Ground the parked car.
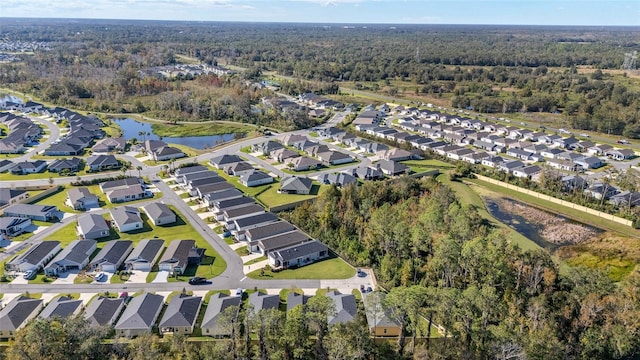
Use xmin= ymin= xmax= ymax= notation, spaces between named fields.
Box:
xmin=236 ymin=288 xmax=244 ymax=296
xmin=95 ymin=272 xmax=107 ymax=282
xmin=23 ymin=270 xmax=36 ymax=280
xmin=188 ymin=276 xmax=207 ymax=285
xmin=618 ymin=139 xmax=630 ymax=144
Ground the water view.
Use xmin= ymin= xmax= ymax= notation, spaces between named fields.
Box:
xmin=113 ymin=118 xmax=238 ymax=150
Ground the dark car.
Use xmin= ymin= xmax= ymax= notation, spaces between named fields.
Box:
xmin=188 ymin=277 xmax=207 ymax=285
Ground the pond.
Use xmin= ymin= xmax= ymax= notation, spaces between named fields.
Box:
xmin=113 ymin=118 xmax=240 ymax=150
xmin=485 ymin=198 xmax=602 ymax=251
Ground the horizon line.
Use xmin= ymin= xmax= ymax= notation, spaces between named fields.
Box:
xmin=1 ymin=16 xmax=639 ymax=28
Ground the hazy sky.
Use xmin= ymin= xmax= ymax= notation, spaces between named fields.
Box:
xmin=2 ymin=0 xmax=639 ymax=26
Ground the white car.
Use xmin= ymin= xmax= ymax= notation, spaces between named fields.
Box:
xmin=579 ymin=133 xmax=590 ymax=138
xmin=95 ymin=272 xmax=107 ymax=282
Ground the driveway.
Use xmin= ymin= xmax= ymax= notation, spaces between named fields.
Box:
xmin=51 ymin=270 xmax=79 ymax=284
xmin=10 ymin=275 xmax=29 ymax=285
xmin=125 ymin=270 xmax=149 ymax=284
xmin=152 ymin=270 xmax=169 ymax=283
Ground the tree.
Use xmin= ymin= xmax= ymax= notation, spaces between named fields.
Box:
xmin=136 ymin=165 xmax=142 ymax=178
xmin=306 ymin=294 xmax=335 ymax=359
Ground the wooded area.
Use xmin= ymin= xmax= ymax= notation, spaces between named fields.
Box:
xmin=1 ymin=20 xmax=639 ymax=135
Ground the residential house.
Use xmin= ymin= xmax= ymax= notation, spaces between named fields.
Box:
xmin=606 ymin=149 xmax=635 ymax=161
xmin=9 ymin=160 xmax=47 ymax=175
xmin=84 ymin=297 xmax=125 ymax=328
xmin=225 ymin=162 xmax=254 ymax=177
xmin=114 ymin=292 xmax=164 ymax=338
xmin=609 ymin=191 xmax=640 ymax=207
xmin=3 ymin=204 xmax=61 ymax=222
xmin=287 ymin=292 xmax=310 ymax=312
xmin=99 ymin=177 xmax=143 ymax=194
xmin=150 ymin=145 xmax=185 ymax=162
xmin=174 ymin=165 xmax=209 ymax=177
xmin=271 ymin=148 xmax=299 ymax=163
xmin=159 ymin=295 xmax=202 ymax=335
xmin=158 ymin=240 xmax=204 ymax=275
xmin=231 ymin=212 xmax=280 ymax=234
xmin=211 ymin=197 xmax=255 ymax=215
xmin=377 ymin=160 xmax=409 ymax=176
xmin=506 ymin=149 xmax=533 ymax=161
xmin=513 ymin=165 xmax=542 ymax=180
xmin=240 ymin=170 xmax=274 ymax=187
xmin=221 ymin=204 xmax=265 ymax=224
xmin=0 ymin=217 xmax=32 ymax=237
xmin=546 ymin=158 xmax=581 ymax=172
xmin=282 ymin=134 xmax=307 ymax=146
xmin=48 ymin=158 xmax=83 ymax=173
xmin=0 ymin=159 xmax=14 ymax=173
xmin=268 ymin=239 xmax=329 ymax=269
xmin=380 ymin=148 xmax=413 ymax=162
xmin=124 ymin=239 xmax=165 ymax=271
xmin=320 ymin=172 xmax=358 ymax=187
xmin=5 ymin=240 xmax=61 ymax=272
xmin=481 ymin=156 xmax=506 ymax=168
xmin=77 ymin=213 xmax=110 ymax=240
xmin=574 ymin=156 xmax=604 ymax=169
xmin=461 ymin=151 xmax=489 ymax=164
xmin=248 ymin=292 xmax=280 ymax=315
xmin=201 ymin=293 xmax=242 ymax=337
xmin=44 ymin=142 xmax=85 ymax=156
xmin=106 ymin=184 xmax=151 ymax=204
xmin=496 ymin=160 xmax=525 ymax=173
xmin=326 ymin=291 xmax=358 ymax=325
xmin=187 ymin=176 xmax=225 ymax=191
xmin=86 ymin=154 xmax=120 ymax=172
xmin=252 ymin=230 xmax=310 ymax=255
xmin=201 ymin=188 xmax=244 ymax=207
xmin=584 ymin=182 xmax=619 ymax=200
xmin=0 ymin=297 xmax=44 ymax=339
xmin=44 ymin=240 xmax=97 ymax=276
xmin=280 ymin=177 xmax=313 ymax=195
xmin=363 ymin=292 xmax=401 ymax=337
xmin=66 ymin=187 xmax=99 ymax=210
xmin=110 ymin=206 xmax=143 ymax=233
xmin=540 ymin=148 xmax=565 ymax=159
xmin=287 ymin=156 xmax=322 ymax=171
xmin=92 ymin=137 xmax=127 ymax=153
xmin=195 ymin=182 xmax=235 ymax=199
xmin=142 ymin=202 xmax=176 ymax=226
xmin=587 ymin=144 xmax=613 ymax=156
xmin=177 ymin=170 xmax=216 ymax=185
xmin=89 ymin=240 xmax=133 ymax=272
xmin=252 ymin=141 xmax=284 ymax=156
xmin=317 ymin=151 xmax=353 ymax=166
xmin=39 ymin=296 xmax=83 ymax=320
xmin=241 ymin=221 xmax=295 ymax=243
xmin=0 ymin=188 xmax=29 ymax=207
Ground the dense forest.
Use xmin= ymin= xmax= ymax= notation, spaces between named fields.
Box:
xmin=1 ymin=20 xmax=639 ymax=135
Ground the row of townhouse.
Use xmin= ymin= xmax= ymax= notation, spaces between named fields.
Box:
xmin=0 ymin=112 xmax=42 ymax=154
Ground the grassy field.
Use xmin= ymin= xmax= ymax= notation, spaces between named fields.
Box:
xmin=247 ymin=257 xmax=355 ymax=280
xmin=42 ymin=206 xmax=227 ymax=280
xmin=256 ymin=183 xmax=326 ymax=208
xmin=151 ymin=122 xmax=257 ymax=137
xmin=436 ymin=174 xmax=542 ymax=252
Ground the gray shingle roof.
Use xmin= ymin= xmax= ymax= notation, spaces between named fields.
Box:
xmin=159 ymin=295 xmax=202 ymax=328
xmin=245 ymin=221 xmax=295 ymax=242
xmin=286 ymin=292 xmax=310 ymax=312
xmin=0 ymin=296 xmax=43 ymax=331
xmin=160 ymin=240 xmax=196 ymax=268
xmin=201 ymin=293 xmax=241 ymax=334
xmin=126 ymin=239 xmax=164 ymax=264
xmin=115 ymin=292 xmax=164 ymax=330
xmin=142 ymin=202 xmax=174 ymax=221
xmin=84 ymin=297 xmax=125 ymax=327
xmin=327 ymin=291 xmax=358 ymax=325
xmin=280 ymin=177 xmax=313 ymax=193
xmin=7 ymin=240 xmax=60 ymax=269
xmin=110 ymin=207 xmax=142 ymax=227
xmin=248 ymin=292 xmax=280 ymax=313
xmin=259 ymin=230 xmax=310 ymax=253
xmin=53 ymin=239 xmax=97 ymax=264
xmin=272 ymin=240 xmax=328 ymax=262
xmin=234 ymin=212 xmax=279 ymax=229
xmin=39 ymin=296 xmax=83 ymax=319
xmin=78 ymin=213 xmax=109 ymax=235
xmin=89 ymin=240 xmax=133 ymax=269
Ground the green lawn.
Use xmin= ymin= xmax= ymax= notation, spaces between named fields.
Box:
xmin=247 ymin=257 xmax=355 ymax=280
xmin=256 ymin=183 xmax=327 ymax=209
xmin=43 ymin=206 xmax=227 ymax=280
xmin=203 ymin=163 xmax=273 ymax=197
xmin=244 ymin=256 xmax=267 ymax=265
xmin=281 ymin=159 xmax=361 ymax=175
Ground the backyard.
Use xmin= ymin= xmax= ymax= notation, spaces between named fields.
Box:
xmin=247 ymin=257 xmax=355 ymax=280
